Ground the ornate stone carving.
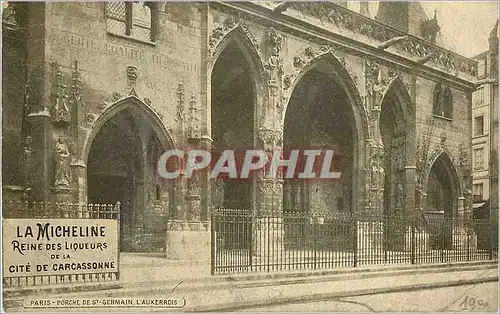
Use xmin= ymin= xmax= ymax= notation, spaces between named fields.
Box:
xmin=264 ymin=27 xmax=284 ymax=80
xmin=70 ymin=60 xmax=83 ymax=107
xmin=176 ymin=80 xmax=185 ymax=122
xmin=112 ymin=91 xmax=123 ymax=102
xmin=288 ymin=2 xmax=477 ymax=77
xmin=209 ymin=16 xmax=238 ymax=51
xmin=283 ymin=45 xmax=340 ymax=102
xmin=208 ymin=17 xmax=262 ymax=63
xmin=127 ymin=65 xmax=138 ymax=96
xmin=53 ymin=138 xmax=71 ymax=189
xmin=257 ymin=128 xmax=282 ymax=147
xmin=84 ymin=113 xmax=96 ymax=127
xmin=340 ymin=56 xmax=359 ymax=86
xmin=98 ymin=100 xmax=108 ymax=112
xmin=365 ymin=58 xmax=385 ymax=100
xmin=187 ymin=94 xmax=200 ymax=139
xmin=369 ymin=144 xmax=385 ymax=189
xmin=51 ymin=64 xmax=70 ymax=126
xmin=258 ymin=179 xmax=282 ymax=196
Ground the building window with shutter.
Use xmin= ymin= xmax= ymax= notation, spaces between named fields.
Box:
xmin=474 ymin=87 xmax=485 ymax=107
xmin=474 ymin=148 xmax=484 ymax=170
xmin=474 ymin=116 xmax=485 ymax=136
xmin=105 ymin=2 xmax=157 ymax=43
xmin=473 ymin=183 xmax=483 ymax=201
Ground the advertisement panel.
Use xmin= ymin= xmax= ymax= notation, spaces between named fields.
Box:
xmin=2 ymin=219 xmax=119 ymax=277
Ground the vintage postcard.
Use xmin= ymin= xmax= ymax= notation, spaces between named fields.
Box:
xmin=1 ymin=1 xmax=499 ymax=312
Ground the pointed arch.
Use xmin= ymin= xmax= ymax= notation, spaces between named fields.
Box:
xmin=381 ymin=76 xmax=414 ymax=123
xmin=425 ymin=150 xmax=462 ymax=199
xmin=208 ymin=24 xmax=268 ymax=143
xmin=281 ymin=51 xmax=368 ymax=140
xmin=281 ymin=50 xmax=368 ymax=214
xmin=208 ymin=24 xmax=266 ymax=88
xmin=82 ymin=95 xmax=175 ymax=165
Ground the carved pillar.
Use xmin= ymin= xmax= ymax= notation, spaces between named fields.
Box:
xmin=253 ymin=128 xmax=284 ymax=262
xmin=364 ymin=59 xmax=385 ymax=215
xmin=68 ymin=60 xmax=86 ymax=203
xmin=255 ymin=128 xmax=283 ymax=216
xmin=166 ymin=93 xmax=210 ymax=262
xmin=199 ymin=135 xmax=213 ymax=222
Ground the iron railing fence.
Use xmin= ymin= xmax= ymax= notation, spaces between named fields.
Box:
xmin=2 ymin=200 xmax=121 ymax=287
xmin=211 ymin=209 xmax=495 ymax=274
xmin=2 ymin=200 xmax=119 ymax=220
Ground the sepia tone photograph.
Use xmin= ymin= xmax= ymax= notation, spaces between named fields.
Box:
xmin=1 ymin=1 xmax=499 ymax=312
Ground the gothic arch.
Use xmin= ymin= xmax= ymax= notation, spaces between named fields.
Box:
xmin=282 ymin=51 xmax=368 ymax=213
xmin=381 ymin=76 xmax=414 ymax=123
xmin=82 ymin=95 xmax=175 ymax=164
xmin=281 ymin=51 xmax=368 ymax=142
xmin=208 ymin=24 xmax=267 ymax=140
xmin=208 ymin=24 xmax=266 ymax=91
xmin=379 ymin=76 xmax=416 ymax=215
xmin=424 ymin=150 xmax=462 ymax=199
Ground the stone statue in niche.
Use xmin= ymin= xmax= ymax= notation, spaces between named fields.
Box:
xmin=371 ymin=159 xmax=379 ymax=187
xmin=54 ymin=138 xmax=71 ymax=188
xmin=395 ymin=183 xmax=404 ymax=208
xmin=378 ymin=163 xmax=385 ymax=189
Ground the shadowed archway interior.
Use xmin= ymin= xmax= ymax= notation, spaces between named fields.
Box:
xmin=283 ymin=69 xmax=355 ymax=215
xmin=380 ymin=87 xmax=406 ymax=216
xmin=425 ymin=153 xmax=456 ymax=249
xmin=211 ymin=41 xmax=255 ymax=211
xmin=87 ymin=108 xmax=173 ymax=253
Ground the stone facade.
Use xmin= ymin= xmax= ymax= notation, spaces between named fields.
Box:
xmin=2 ymin=2 xmax=478 ymax=260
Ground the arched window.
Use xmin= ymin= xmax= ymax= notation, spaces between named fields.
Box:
xmin=432 ymin=83 xmax=443 ymax=116
xmin=442 ymin=87 xmax=453 ymax=119
xmin=432 ymin=83 xmax=453 ymax=120
xmin=105 ymin=2 xmax=157 ymax=42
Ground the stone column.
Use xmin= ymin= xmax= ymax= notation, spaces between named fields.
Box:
xmin=21 ymin=3 xmax=52 ymax=206
xmin=361 ymin=60 xmax=386 ymax=261
xmin=166 ymin=105 xmax=210 ymax=263
xmin=404 ymin=166 xmax=417 ymax=213
xmin=252 ymin=128 xmax=284 ymax=268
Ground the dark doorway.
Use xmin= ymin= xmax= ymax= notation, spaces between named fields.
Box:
xmin=88 ymin=174 xmax=130 ymax=249
xmin=283 ymin=68 xmax=355 ymax=251
xmin=426 ymin=154 xmax=455 ymax=249
xmin=87 ymin=108 xmax=171 ymax=252
xmin=211 ymin=41 xmax=255 ymax=211
xmin=283 ymin=69 xmax=354 ymax=216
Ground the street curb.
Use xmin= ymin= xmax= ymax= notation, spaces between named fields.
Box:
xmin=3 ymin=260 xmax=497 ymax=298
xmin=192 ymin=276 xmax=500 ymax=312
xmin=72 ymin=263 xmax=500 ymax=299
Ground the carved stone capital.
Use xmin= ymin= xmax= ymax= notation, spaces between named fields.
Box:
xmin=257 ymin=128 xmax=283 ymax=147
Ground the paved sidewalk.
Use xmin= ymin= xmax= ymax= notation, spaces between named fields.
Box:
xmin=180 ymin=267 xmax=499 ymax=311
xmin=3 ymin=261 xmax=498 ymax=312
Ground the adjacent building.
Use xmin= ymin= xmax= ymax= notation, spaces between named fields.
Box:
xmin=471 ymin=21 xmax=498 ymax=251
